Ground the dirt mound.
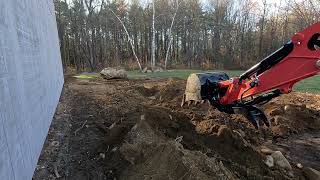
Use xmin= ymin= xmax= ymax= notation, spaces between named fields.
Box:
xmin=119 ymin=107 xmax=236 ymax=180
xmin=265 ymin=101 xmax=320 ymax=137
xmin=156 ymin=78 xmax=185 ymax=101
xmin=118 ymin=107 xmax=291 ymax=179
xmin=135 ymin=85 xmax=159 ymax=97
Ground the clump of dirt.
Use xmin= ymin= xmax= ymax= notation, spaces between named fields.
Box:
xmin=156 ymin=78 xmax=185 ymax=101
xmin=33 ymin=76 xmax=320 ymax=180
xmin=264 ymin=101 xmax=320 ymax=138
xmin=135 ymin=85 xmax=159 ymax=97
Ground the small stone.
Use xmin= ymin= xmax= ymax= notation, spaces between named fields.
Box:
xmin=303 ymin=167 xmax=320 ymax=180
xmin=236 ymin=129 xmax=246 ymax=137
xmin=296 ymin=163 xmax=303 ymax=169
xmin=99 ymin=153 xmax=105 ymax=159
xmin=142 ymin=67 xmax=148 ymax=73
xmin=271 ymin=151 xmax=292 ymax=170
xmin=131 ymin=124 xmax=138 ymax=131
xmin=260 ymin=147 xmax=274 ymax=155
xmin=140 ymin=115 xmax=145 ymax=121
xmin=148 ymin=96 xmax=156 ymax=100
xmin=111 ymin=147 xmax=118 ymax=152
xmin=265 ymin=155 xmax=274 ymax=167
xmin=288 ymin=171 xmax=294 ymax=178
xmin=284 ymin=105 xmax=294 ymax=113
xmin=51 ymin=141 xmax=60 ymax=147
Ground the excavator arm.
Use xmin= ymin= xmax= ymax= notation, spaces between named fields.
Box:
xmin=182 ymin=22 xmax=320 ymax=129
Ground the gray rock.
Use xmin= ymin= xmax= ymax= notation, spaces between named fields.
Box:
xmin=271 ymin=151 xmax=292 ymax=170
xmin=303 ymin=167 xmax=320 ymax=180
xmin=142 ymin=67 xmax=148 ymax=73
xmin=265 ymin=155 xmax=274 ymax=167
xmin=100 ymin=67 xmax=127 ymax=79
xmin=154 ymin=66 xmax=164 ymax=72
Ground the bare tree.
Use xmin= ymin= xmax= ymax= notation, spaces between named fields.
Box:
xmin=164 ymin=0 xmax=179 ymax=70
xmin=151 ymin=0 xmax=156 ymax=70
xmin=258 ymin=0 xmax=267 ymax=58
xmin=108 ymin=8 xmax=143 ymax=71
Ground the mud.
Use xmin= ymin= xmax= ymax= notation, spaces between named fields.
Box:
xmin=33 ymin=77 xmax=320 ymax=180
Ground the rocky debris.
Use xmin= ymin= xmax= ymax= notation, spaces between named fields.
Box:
xmin=100 ymin=67 xmax=127 ymax=79
xmin=271 ymin=151 xmax=292 ymax=171
xmin=303 ymin=167 xmax=320 ymax=180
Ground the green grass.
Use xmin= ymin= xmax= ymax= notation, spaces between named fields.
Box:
xmin=128 ymin=69 xmax=320 ymax=93
xmin=128 ymin=69 xmax=243 ymax=79
xmin=73 ymin=74 xmax=99 ymax=79
xmin=293 ymin=76 xmax=320 ymax=93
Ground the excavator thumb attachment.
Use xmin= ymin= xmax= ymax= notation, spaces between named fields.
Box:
xmin=233 ymin=106 xmax=270 ymax=129
xmin=181 ymin=72 xmax=230 ymax=106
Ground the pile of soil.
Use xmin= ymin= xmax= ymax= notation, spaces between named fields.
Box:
xmin=33 ymin=76 xmax=320 ymax=180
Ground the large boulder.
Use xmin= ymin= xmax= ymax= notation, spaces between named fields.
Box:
xmin=100 ymin=67 xmax=127 ymax=80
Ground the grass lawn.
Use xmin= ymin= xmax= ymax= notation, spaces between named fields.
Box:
xmin=73 ymin=74 xmax=99 ymax=79
xmin=128 ymin=69 xmax=320 ymax=93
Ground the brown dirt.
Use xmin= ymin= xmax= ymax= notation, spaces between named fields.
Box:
xmin=33 ymin=77 xmax=320 ymax=180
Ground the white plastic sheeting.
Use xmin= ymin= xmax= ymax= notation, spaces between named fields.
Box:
xmin=0 ymin=0 xmax=64 ymax=179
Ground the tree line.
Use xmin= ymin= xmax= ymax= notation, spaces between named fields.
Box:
xmin=54 ymin=0 xmax=320 ymax=72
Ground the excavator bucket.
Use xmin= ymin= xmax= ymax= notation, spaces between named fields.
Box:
xmin=181 ymin=72 xmax=230 ymax=107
